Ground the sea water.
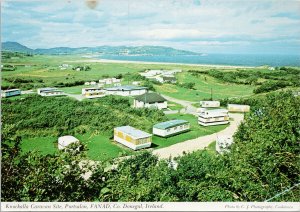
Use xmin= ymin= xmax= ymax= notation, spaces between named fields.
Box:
xmin=99 ymin=54 xmax=300 ymax=67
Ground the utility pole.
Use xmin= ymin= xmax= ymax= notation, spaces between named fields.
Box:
xmin=210 ymin=88 xmax=213 ymax=100
xmin=144 ymin=91 xmax=147 ymax=108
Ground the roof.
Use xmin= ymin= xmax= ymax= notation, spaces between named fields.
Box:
xmin=3 ymin=89 xmax=20 ymax=92
xmin=58 ymin=136 xmax=79 ymax=147
xmin=43 ymin=90 xmax=63 ymax=93
xmin=114 ymin=126 xmax=152 ymax=139
xmin=83 ymin=87 xmax=103 ymax=91
xmin=39 ymin=87 xmax=58 ymax=92
xmin=105 ymin=85 xmax=147 ymax=91
xmin=228 ymin=104 xmax=250 ymax=107
xmin=206 ymin=109 xmax=228 ymax=113
xmin=134 ymin=93 xmax=166 ymax=103
xmin=153 ymin=119 xmax=189 ymax=130
xmin=162 ymin=76 xmax=176 ymax=80
xmin=200 ymin=109 xmax=228 ymax=117
xmin=200 ymin=101 xmax=220 ymax=103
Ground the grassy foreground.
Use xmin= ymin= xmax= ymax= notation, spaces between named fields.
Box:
xmin=20 ymin=113 xmax=227 ymax=161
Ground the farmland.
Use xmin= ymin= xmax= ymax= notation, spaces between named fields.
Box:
xmin=1 ymin=54 xmax=252 ymax=93
xmin=3 ymin=54 xmax=299 ymax=102
xmin=154 ymin=73 xmax=255 ymax=101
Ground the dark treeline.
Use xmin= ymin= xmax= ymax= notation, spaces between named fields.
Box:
xmin=1 ymin=51 xmax=33 ymax=60
xmin=2 ymin=78 xmax=44 ymax=90
xmin=1 ymin=95 xmax=166 ymax=138
xmin=1 ymin=91 xmax=299 ymax=201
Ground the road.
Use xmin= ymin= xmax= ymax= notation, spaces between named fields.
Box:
xmin=161 ymin=94 xmax=198 ymax=115
xmin=152 ymin=113 xmax=244 ymax=159
xmin=65 ymin=93 xmax=85 ymax=101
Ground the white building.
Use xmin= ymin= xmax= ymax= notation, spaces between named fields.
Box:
xmin=105 ymin=85 xmax=147 ymax=96
xmin=268 ymin=67 xmax=275 ymax=71
xmin=153 ymin=119 xmax=190 ymax=137
xmin=1 ymin=89 xmax=21 ymax=98
xmin=84 ymin=82 xmax=90 ymax=86
xmin=90 ymin=81 xmax=97 ymax=85
xmin=156 ymin=75 xmax=177 ymax=83
xmin=140 ymin=69 xmax=181 ymax=82
xmin=133 ymin=93 xmax=167 ymax=110
xmin=59 ymin=64 xmax=71 ymax=70
xmin=37 ymin=88 xmax=64 ymax=96
xmin=98 ymin=83 xmax=104 ymax=88
xmin=227 ymin=104 xmax=250 ymax=112
xmin=200 ymin=101 xmax=220 ymax=108
xmin=114 ymin=126 xmax=152 ymax=150
xmin=82 ymin=87 xmax=106 ymax=98
xmin=58 ymin=136 xmax=80 ymax=150
xmin=112 ymin=78 xmax=121 ymax=83
xmin=140 ymin=70 xmax=163 ymax=77
xmin=198 ymin=108 xmax=229 ymax=126
xmin=132 ymin=81 xmax=141 ymax=86
xmin=216 ymin=135 xmax=234 ymax=154
xmin=99 ymin=78 xmax=121 ymax=85
xmin=164 ymin=69 xmax=182 ymax=75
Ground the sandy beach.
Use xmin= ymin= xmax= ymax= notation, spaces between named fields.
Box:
xmin=71 ymin=58 xmax=256 ymax=69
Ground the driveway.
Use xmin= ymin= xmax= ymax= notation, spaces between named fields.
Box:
xmin=162 ymin=94 xmax=198 ymax=115
xmin=152 ymin=113 xmax=244 ymax=159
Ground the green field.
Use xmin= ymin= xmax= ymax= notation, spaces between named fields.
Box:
xmin=21 ymin=137 xmax=59 ymax=155
xmin=21 ymin=133 xmax=133 ymax=161
xmin=2 ymin=54 xmax=270 ymax=103
xmin=167 ymin=101 xmax=184 ymax=111
xmin=152 ymin=113 xmax=227 ymax=149
xmin=154 ymin=72 xmax=256 ymax=101
xmin=20 ymin=113 xmax=227 ymax=161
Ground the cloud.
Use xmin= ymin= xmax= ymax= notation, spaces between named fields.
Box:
xmin=1 ymin=0 xmax=300 ymax=54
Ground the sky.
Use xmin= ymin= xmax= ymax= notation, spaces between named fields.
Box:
xmin=1 ymin=0 xmax=300 ymax=54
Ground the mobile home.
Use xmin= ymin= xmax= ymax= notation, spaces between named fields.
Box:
xmin=198 ymin=108 xmax=229 ymax=126
xmin=1 ymin=89 xmax=21 ymax=98
xmin=82 ymin=87 xmax=106 ymax=98
xmin=133 ymin=93 xmax=167 ymax=110
xmin=227 ymin=104 xmax=250 ymax=112
xmin=216 ymin=135 xmax=233 ymax=154
xmin=105 ymin=85 xmax=147 ymax=96
xmin=153 ymin=119 xmax=190 ymax=137
xmin=156 ymin=75 xmax=177 ymax=83
xmin=140 ymin=70 xmax=163 ymax=77
xmin=37 ymin=88 xmax=64 ymax=96
xmin=114 ymin=126 xmax=152 ymax=150
xmin=200 ymin=101 xmax=220 ymax=108
xmin=58 ymin=135 xmax=80 ymax=150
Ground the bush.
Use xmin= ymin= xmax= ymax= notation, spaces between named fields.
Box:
xmin=2 ymin=64 xmax=16 ymax=71
xmin=178 ymin=82 xmax=195 ymax=89
xmin=1 ymin=92 xmax=299 ymax=201
xmin=55 ymin=80 xmax=85 ymax=87
xmin=253 ymin=81 xmax=290 ymax=94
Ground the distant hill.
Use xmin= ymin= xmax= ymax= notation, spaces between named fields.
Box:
xmin=2 ymin=41 xmax=201 ymax=56
xmin=2 ymin=41 xmax=34 ymax=53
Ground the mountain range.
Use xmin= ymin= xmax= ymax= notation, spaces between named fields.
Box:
xmin=2 ymin=41 xmax=202 ymax=56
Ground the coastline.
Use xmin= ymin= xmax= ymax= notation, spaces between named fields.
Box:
xmin=75 ymin=58 xmax=256 ymax=69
